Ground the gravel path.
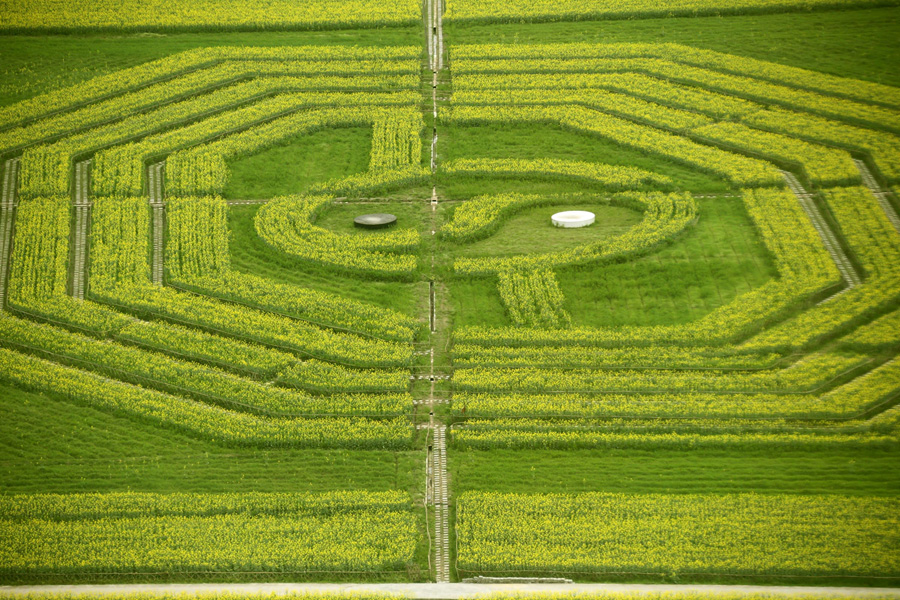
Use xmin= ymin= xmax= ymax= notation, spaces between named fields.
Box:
xmin=2 ymin=582 xmax=898 ymax=598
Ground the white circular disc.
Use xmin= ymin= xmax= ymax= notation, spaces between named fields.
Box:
xmin=551 ymin=210 xmax=595 ymax=228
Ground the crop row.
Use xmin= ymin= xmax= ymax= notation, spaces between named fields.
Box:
xmin=255 ymin=195 xmax=420 ymax=278
xmin=22 ymin=89 xmax=418 ymax=199
xmin=120 ymin=313 xmax=408 ymax=391
xmin=0 ymin=313 xmax=410 ymax=416
xmin=0 ymin=346 xmax=414 ymax=449
xmin=453 ymin=62 xmax=900 ymax=133
xmin=447 ymin=105 xmax=783 ymax=186
xmin=0 ymin=490 xmax=411 ymax=520
xmin=96 ymin=283 xmax=414 ymax=367
xmin=152 ymin=196 xmax=418 ymax=340
xmin=454 ymin=188 xmax=839 ymax=347
xmin=0 ymin=490 xmax=416 ymax=576
xmin=450 ymin=411 xmax=900 ymax=450
xmin=86 ymin=196 xmax=416 ymax=359
xmin=0 ymin=0 xmax=421 ymax=33
xmin=451 ymin=357 xmax=900 ymax=419
xmin=4 ymin=197 xmax=413 ymax=367
xmin=0 ymin=45 xmax=421 ymax=130
xmin=5 ymin=197 xmax=132 ymax=334
xmin=455 ymin=80 xmax=900 ymax=183
xmin=496 ymin=269 xmax=571 ymax=329
xmin=742 ymin=107 xmax=900 ymax=181
xmin=167 ymin=106 xmax=423 ymax=196
xmin=370 ymin=109 xmax=424 ymax=171
xmin=444 ymin=157 xmax=672 ymax=194
xmin=453 ymin=87 xmax=714 ymax=132
xmin=453 ymin=352 xmax=868 ymax=394
xmin=451 ymin=42 xmax=900 ymax=110
xmin=452 ymin=344 xmax=784 ymax=369
xmin=455 ymin=491 xmax=900 ymax=577
xmin=742 ymin=186 xmax=900 ymax=351
xmin=0 ymin=61 xmax=419 ymax=155
xmin=840 ymin=308 xmax=900 ymax=348
xmin=691 ymin=121 xmax=858 ymax=185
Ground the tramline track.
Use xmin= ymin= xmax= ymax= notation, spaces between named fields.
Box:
xmin=71 ymin=160 xmax=92 ymax=300
xmin=0 ymin=158 xmax=20 ymax=306
xmin=148 ymin=162 xmax=166 ymax=285
xmin=425 ymin=0 xmax=451 ymax=582
xmin=855 ymin=158 xmax=900 ymax=234
xmin=782 ymin=171 xmax=861 ymax=302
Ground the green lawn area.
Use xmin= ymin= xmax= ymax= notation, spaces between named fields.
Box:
xmin=452 ymin=202 xmax=643 ymax=258
xmin=316 ymin=201 xmax=434 ymax=236
xmin=224 ymin=127 xmax=374 ymax=200
xmin=450 ymin=447 xmax=900 ymax=496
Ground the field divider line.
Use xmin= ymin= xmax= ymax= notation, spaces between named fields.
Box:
xmin=854 ymin=158 xmax=900 ymax=234
xmin=148 ymin=162 xmax=166 ymax=285
xmin=781 ymin=171 xmax=861 ymax=296
xmin=0 ymin=158 xmax=20 ymax=307
xmin=71 ymin=160 xmax=92 ymax=300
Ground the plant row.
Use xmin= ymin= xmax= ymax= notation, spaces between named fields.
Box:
xmin=453 ymin=63 xmax=899 ymax=133
xmin=0 ymin=346 xmax=414 ymax=449
xmin=0 ymin=44 xmax=420 ymax=130
xmin=22 ymin=88 xmax=418 ymax=198
xmin=451 ymin=42 xmax=900 ymax=110
xmin=0 ymin=489 xmax=417 ymax=576
xmin=0 ymin=0 xmax=421 ymax=33
xmin=455 ymin=78 xmax=899 ymax=183
xmin=87 ymin=196 xmax=418 ymax=356
xmin=452 ymin=344 xmax=784 ymax=369
xmin=453 ymin=352 xmax=868 ymax=394
xmin=450 ymin=412 xmax=900 ymax=450
xmin=496 ymin=269 xmax=571 ymax=329
xmin=0 ymin=60 xmax=419 ymax=155
xmin=450 ymin=357 xmax=900 ymax=419
xmin=455 ymin=491 xmax=900 ymax=577
xmin=0 ymin=313 xmax=410 ymax=416
xmin=742 ymin=186 xmax=900 ymax=351
xmin=446 ymin=105 xmax=783 ymax=186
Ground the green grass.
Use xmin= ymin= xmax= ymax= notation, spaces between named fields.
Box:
xmin=0 ymin=28 xmax=423 ymax=108
xmin=445 ymin=196 xmax=775 ymax=328
xmin=228 ymin=204 xmax=425 ymax=316
xmin=451 ymin=447 xmax=900 ymax=496
xmin=438 ymin=123 xmax=733 ymax=196
xmin=558 ymin=196 xmax=776 ymax=327
xmin=316 ymin=201 xmax=434 ymax=236
xmin=224 ymin=127 xmax=373 ymax=200
xmin=0 ymin=382 xmax=423 ymax=496
xmin=446 ymin=7 xmax=900 ymax=86
xmin=452 ymin=203 xmax=643 ymax=258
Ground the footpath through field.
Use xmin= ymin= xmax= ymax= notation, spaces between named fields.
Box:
xmin=2 ymin=583 xmax=899 ymax=598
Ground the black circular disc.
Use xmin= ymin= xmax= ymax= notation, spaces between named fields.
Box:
xmin=354 ymin=213 xmax=397 ymax=229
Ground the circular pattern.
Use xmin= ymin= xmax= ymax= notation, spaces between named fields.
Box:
xmin=353 ymin=213 xmax=398 ymax=229
xmin=551 ymin=210 xmax=595 ymax=228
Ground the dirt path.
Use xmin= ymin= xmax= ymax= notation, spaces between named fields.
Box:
xmin=2 ymin=582 xmax=898 ymax=598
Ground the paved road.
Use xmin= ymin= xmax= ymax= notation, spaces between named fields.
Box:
xmin=2 ymin=583 xmax=899 ymax=598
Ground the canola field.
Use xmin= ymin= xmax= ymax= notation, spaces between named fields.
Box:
xmin=0 ymin=0 xmax=898 ymax=588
